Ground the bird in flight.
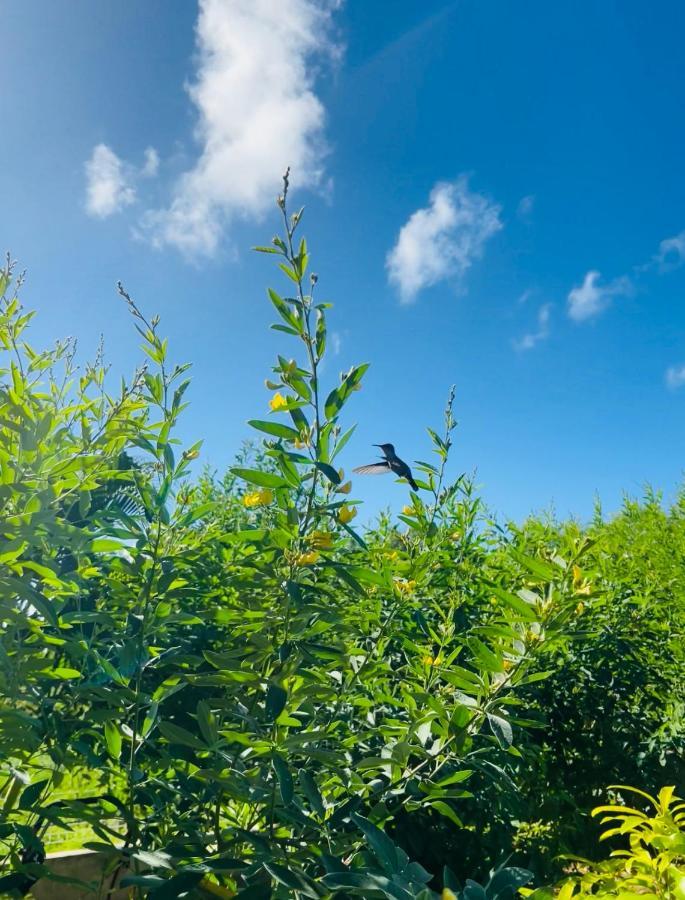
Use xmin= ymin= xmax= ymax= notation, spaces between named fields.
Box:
xmin=353 ymin=443 xmax=419 ymax=491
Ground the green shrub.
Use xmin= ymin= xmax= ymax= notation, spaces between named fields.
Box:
xmin=0 ymin=174 xmax=680 ymax=898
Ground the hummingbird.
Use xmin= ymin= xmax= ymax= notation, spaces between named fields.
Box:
xmin=353 ymin=443 xmax=419 ymax=491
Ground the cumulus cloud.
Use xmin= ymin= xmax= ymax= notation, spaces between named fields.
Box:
xmin=513 ymin=303 xmax=551 ymax=351
xmin=567 ymin=270 xmax=632 ymax=322
xmin=386 ymin=177 xmax=502 ymax=303
xmin=655 ymin=231 xmax=685 ymax=272
xmin=85 ymin=144 xmax=137 ymax=218
xmin=141 ymin=0 xmax=341 ymax=258
xmin=666 ymin=364 xmax=685 ymax=389
xmin=85 ymin=144 xmax=160 ymax=218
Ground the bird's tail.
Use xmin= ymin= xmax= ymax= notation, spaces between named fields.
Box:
xmin=407 ymin=475 xmax=419 ymax=491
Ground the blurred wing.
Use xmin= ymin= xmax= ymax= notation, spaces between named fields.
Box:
xmin=353 ymin=463 xmax=391 ymax=476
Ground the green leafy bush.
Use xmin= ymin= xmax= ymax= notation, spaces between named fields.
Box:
xmin=526 ymin=786 xmax=685 ymax=900
xmin=0 ymin=175 xmax=682 ymax=898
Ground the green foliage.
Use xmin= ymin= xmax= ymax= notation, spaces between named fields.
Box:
xmin=526 ymin=786 xmax=685 ymax=900
xmin=0 ymin=175 xmax=682 ymax=899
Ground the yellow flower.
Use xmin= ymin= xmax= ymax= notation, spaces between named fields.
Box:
xmin=422 ymin=654 xmax=442 ymax=667
xmin=294 ymin=550 xmax=319 ymax=566
xmin=402 ymin=505 xmax=414 ymax=516
xmin=269 ymin=392 xmax=289 ymax=412
xmin=243 ymin=489 xmax=274 ymax=508
xmin=387 ymin=550 xmax=399 ymax=561
xmin=575 ymin=601 xmax=585 ymax=615
xmin=294 ymin=435 xmax=309 ymax=449
xmin=572 ymin=564 xmax=592 ymax=596
xmin=337 ymin=504 xmax=357 ymax=524
xmin=442 ymin=891 xmax=458 ymax=900
xmin=395 ymin=578 xmax=416 ymax=595
xmin=309 ymin=530 xmax=333 ymax=550
xmin=450 ymin=530 xmax=461 ymax=541
xmin=503 ymin=659 xmax=513 ymax=671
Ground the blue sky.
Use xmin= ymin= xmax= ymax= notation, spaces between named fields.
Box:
xmin=3 ymin=0 xmax=685 ymax=523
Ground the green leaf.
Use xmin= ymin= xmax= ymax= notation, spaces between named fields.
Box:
xmin=315 ymin=461 xmax=341 ymax=485
xmin=350 ymin=813 xmax=398 ymax=874
xmin=467 ymin=637 xmax=504 ymax=673
xmin=148 ymin=869 xmax=207 ymax=899
xmin=265 ymin=683 xmax=288 ymax=721
xmin=429 ymin=800 xmax=464 ymax=827
xmin=263 ymin=862 xmax=319 ymax=898
xmin=158 ymin=721 xmax=206 ymax=750
xmin=104 ymin=721 xmax=122 ymax=760
xmin=90 ymin=538 xmax=123 ymax=553
xmin=38 ymin=667 xmax=82 ymax=679
xmin=510 ymin=550 xmax=560 ymax=581
xmin=272 ymin=754 xmax=294 ymax=805
xmin=487 ymin=713 xmax=514 ymax=748
xmin=18 ymin=778 xmax=49 ymax=812
xmin=248 ymin=420 xmax=300 ymax=440
xmin=487 ymin=583 xmax=538 ymax=621
xmin=231 ymin=467 xmax=290 ymax=488
xmin=298 ymin=770 xmax=325 ymax=816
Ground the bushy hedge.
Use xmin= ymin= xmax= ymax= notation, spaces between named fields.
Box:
xmin=0 ymin=180 xmax=683 ymax=898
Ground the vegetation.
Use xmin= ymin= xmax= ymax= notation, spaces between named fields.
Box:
xmin=0 ymin=175 xmax=683 ymax=898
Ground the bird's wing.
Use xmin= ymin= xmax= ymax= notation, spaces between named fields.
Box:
xmin=353 ymin=463 xmax=391 ymax=476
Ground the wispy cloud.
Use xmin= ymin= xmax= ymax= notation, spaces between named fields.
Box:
xmin=85 ymin=144 xmax=137 ymax=218
xmin=567 ymin=270 xmax=632 ymax=322
xmin=666 ymin=364 xmax=685 ymax=389
xmin=85 ymin=143 xmax=160 ymax=218
xmin=513 ymin=303 xmax=551 ymax=351
xmin=141 ymin=0 xmax=341 ymax=258
xmin=141 ymin=147 xmax=160 ymax=178
xmin=655 ymin=230 xmax=685 ymax=272
xmin=517 ymin=194 xmax=535 ymax=223
xmin=386 ymin=177 xmax=502 ymax=303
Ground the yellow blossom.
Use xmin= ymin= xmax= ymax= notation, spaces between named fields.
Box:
xmin=575 ymin=601 xmax=585 ymax=615
xmin=309 ymin=531 xmax=333 ymax=550
xmin=450 ymin=530 xmax=461 ymax=541
xmin=269 ymin=392 xmax=289 ymax=412
xmin=337 ymin=504 xmax=357 ymax=524
xmin=503 ymin=659 xmax=513 ymax=671
xmin=572 ymin=564 xmax=592 ymax=596
xmin=395 ymin=578 xmax=416 ymax=595
xmin=442 ymin=891 xmax=458 ymax=900
xmin=294 ymin=550 xmax=319 ymax=566
xmin=387 ymin=550 xmax=399 ymax=561
xmin=243 ymin=489 xmax=274 ymax=508
xmin=422 ymin=654 xmax=442 ymax=667
xmin=294 ymin=435 xmax=309 ymax=449
xmin=402 ymin=505 xmax=414 ymax=516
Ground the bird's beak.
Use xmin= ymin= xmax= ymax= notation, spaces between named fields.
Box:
xmin=373 ymin=444 xmax=382 ymax=447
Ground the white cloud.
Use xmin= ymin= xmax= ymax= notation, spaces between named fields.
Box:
xmin=386 ymin=177 xmax=502 ymax=303
xmin=517 ymin=194 xmax=535 ymax=222
xmin=666 ymin=364 xmax=685 ymax=389
xmin=656 ymin=231 xmax=685 ymax=272
xmin=141 ymin=0 xmax=341 ymax=258
xmin=513 ymin=303 xmax=551 ymax=351
xmin=330 ymin=331 xmax=342 ymax=355
xmin=85 ymin=144 xmax=136 ymax=218
xmin=142 ymin=147 xmax=160 ymax=178
xmin=567 ymin=270 xmax=632 ymax=322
